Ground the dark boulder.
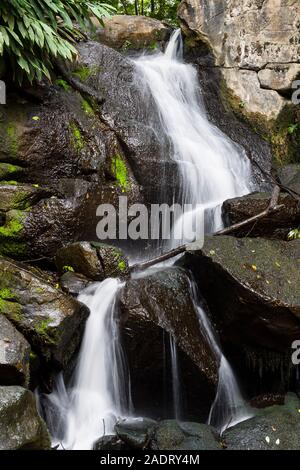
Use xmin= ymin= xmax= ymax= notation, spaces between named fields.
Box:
xmin=95 ymin=15 xmax=172 ymax=51
xmin=224 ymin=393 xmax=300 ymax=450
xmin=0 ymin=386 xmax=51 ymax=449
xmin=60 ymin=271 xmax=92 ymax=297
xmin=0 ymin=84 xmax=143 ymax=259
xmin=222 ymin=191 xmax=300 ymax=239
xmin=0 ymin=182 xmax=51 ymax=212
xmin=0 ymin=256 xmax=89 ymax=368
xmin=115 ymin=418 xmax=157 ymax=449
xmin=56 ymin=241 xmax=103 ymax=280
xmin=0 ymin=315 xmax=30 ymax=386
xmin=152 ymin=420 xmax=221 ymax=450
xmin=0 ymin=163 xmax=23 ymax=181
xmin=120 ymin=267 xmax=218 ymax=420
xmin=93 ymin=434 xmax=127 ymax=450
xmin=55 ymin=241 xmax=129 ymax=280
xmin=183 ymin=236 xmax=300 ymax=353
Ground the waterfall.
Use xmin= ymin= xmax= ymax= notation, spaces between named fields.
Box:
xmin=169 ymin=335 xmax=181 ymax=421
xmin=188 ymin=276 xmax=253 ymax=434
xmin=135 ymin=29 xmax=253 ymax=432
xmin=42 ymin=30 xmax=254 ymax=448
xmin=43 ymin=278 xmax=132 ymax=450
xmin=135 ymin=29 xmax=252 ymax=243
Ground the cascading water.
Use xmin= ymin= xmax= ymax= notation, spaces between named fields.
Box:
xmin=134 ymin=30 xmax=253 ymax=432
xmin=187 ymin=275 xmax=253 ymax=434
xmin=42 ymin=29 xmax=254 ymax=448
xmin=169 ymin=335 xmax=181 ymax=421
xmin=43 ymin=278 xmax=132 ymax=450
xmin=135 ymin=29 xmax=252 ymax=243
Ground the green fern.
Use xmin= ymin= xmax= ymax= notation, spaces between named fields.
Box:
xmin=0 ymin=0 xmax=115 ymax=84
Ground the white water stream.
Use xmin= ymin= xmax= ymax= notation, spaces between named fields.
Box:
xmin=43 ymin=29 xmax=254 ymax=449
xmin=135 ymin=29 xmax=252 ymax=243
xmin=44 ymin=279 xmax=132 ymax=450
xmin=188 ymin=276 xmax=253 ymax=434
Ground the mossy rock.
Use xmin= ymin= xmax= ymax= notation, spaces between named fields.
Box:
xmin=55 ymin=241 xmax=104 ymax=281
xmin=0 ymin=209 xmax=28 ymax=258
xmin=93 ymin=242 xmax=129 ymax=278
xmin=224 ymin=393 xmax=300 ymax=450
xmin=154 ymin=420 xmax=221 ymax=450
xmin=183 ymin=236 xmax=300 ymax=352
xmin=0 ymin=163 xmax=23 ymax=180
xmin=0 ymin=315 xmax=30 ymax=387
xmin=222 ymin=191 xmax=300 ymax=239
xmin=0 ymin=256 xmax=89 ymax=367
xmin=0 ymin=182 xmax=50 ymax=212
xmin=0 ymin=386 xmax=51 ymax=449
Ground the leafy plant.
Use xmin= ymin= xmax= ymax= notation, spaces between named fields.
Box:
xmin=62 ymin=265 xmax=74 ymax=272
xmin=287 ymin=228 xmax=300 ymax=240
xmin=287 ymin=123 xmax=298 ymax=134
xmin=106 ymin=0 xmax=179 ymax=25
xmin=0 ymin=0 xmax=115 ymax=84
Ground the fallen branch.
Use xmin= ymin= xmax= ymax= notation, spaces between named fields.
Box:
xmin=214 ymin=184 xmax=283 ymax=236
xmin=130 ymin=245 xmax=186 ymax=273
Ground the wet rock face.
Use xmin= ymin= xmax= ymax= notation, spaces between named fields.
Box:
xmin=55 ymin=241 xmax=129 ymax=280
xmin=0 ymin=82 xmax=143 ymax=259
xmin=60 ymin=271 xmax=92 ymax=297
xmin=95 ymin=15 xmax=172 ymax=51
xmin=224 ymin=393 xmax=300 ymax=450
xmin=0 ymin=256 xmax=89 ymax=368
xmin=178 ymin=0 xmax=300 ymax=163
xmin=278 ymin=164 xmax=300 ymax=194
xmin=120 ymin=268 xmax=218 ymax=420
xmin=222 ymin=191 xmax=300 ymax=239
xmin=0 ymin=182 xmax=51 ymax=212
xmin=0 ymin=315 xmax=30 ymax=387
xmin=56 ymin=241 xmax=103 ymax=281
xmin=183 ymin=236 xmax=300 ymax=353
xmin=0 ymin=386 xmax=51 ymax=449
xmin=153 ymin=420 xmax=220 ymax=450
xmin=114 ymin=418 xmax=221 ymax=450
xmin=93 ymin=435 xmax=127 ymax=451
xmin=115 ymin=418 xmax=157 ymax=449
xmin=71 ymin=41 xmax=181 ymax=204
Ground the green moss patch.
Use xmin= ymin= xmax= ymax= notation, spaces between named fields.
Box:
xmin=72 ymin=66 xmax=92 ymax=81
xmin=6 ymin=121 xmax=18 ymax=157
xmin=35 ymin=317 xmax=52 ymax=337
xmin=55 ymin=78 xmax=71 ymax=92
xmin=0 ymin=163 xmax=22 ymax=180
xmin=118 ymin=259 xmax=126 ymax=272
xmin=81 ymin=98 xmax=95 ymax=116
xmin=69 ymin=123 xmax=84 ymax=152
xmin=0 ymin=210 xmax=27 ymax=257
xmin=111 ymin=154 xmax=129 ymax=192
xmin=0 ymin=287 xmax=21 ymax=319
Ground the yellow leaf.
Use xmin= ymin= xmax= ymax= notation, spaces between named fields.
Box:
xmin=251 ymin=264 xmax=257 ymax=271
